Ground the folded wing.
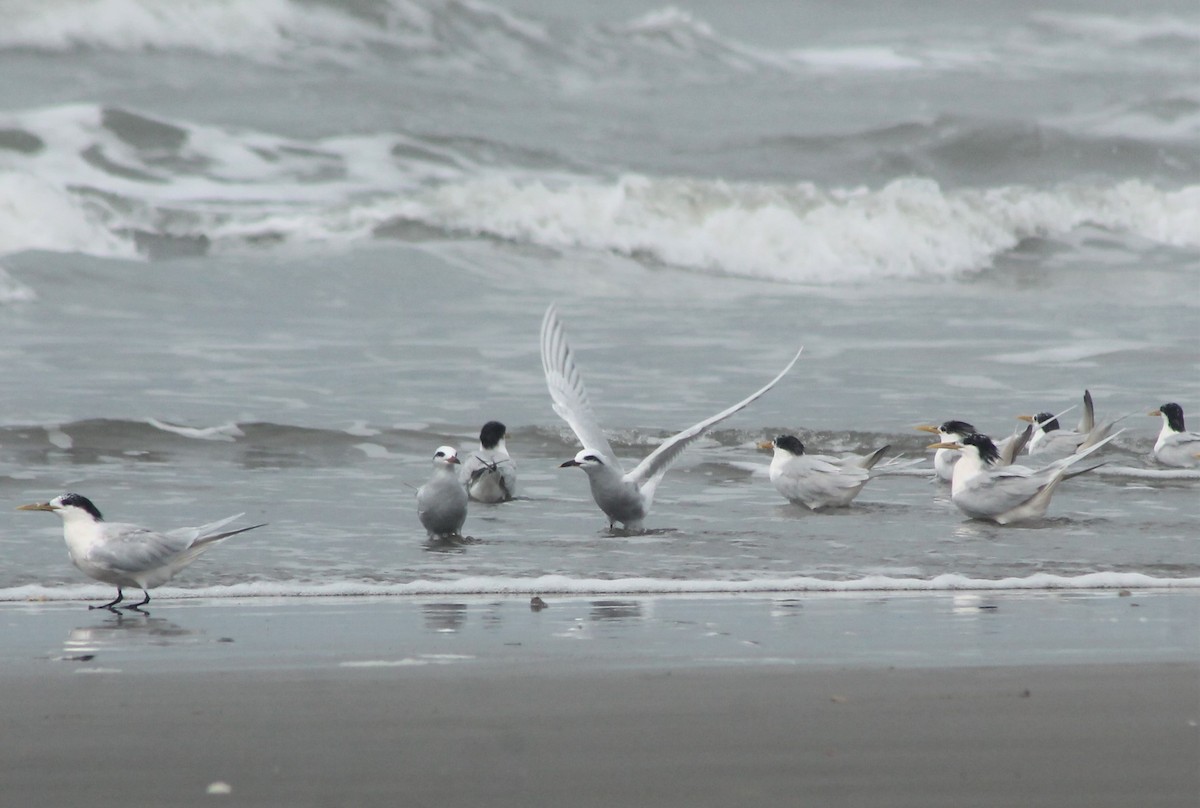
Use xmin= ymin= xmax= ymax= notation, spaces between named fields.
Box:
xmin=86 ymin=524 xmax=194 ymax=575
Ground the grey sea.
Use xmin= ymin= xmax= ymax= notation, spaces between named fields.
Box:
xmin=1 ymin=0 xmax=1196 ymax=598
xmin=2 ymin=3 xmax=1199 ymax=806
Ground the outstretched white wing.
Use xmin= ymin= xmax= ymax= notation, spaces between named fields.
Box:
xmin=540 ymin=304 xmax=619 ymax=469
xmin=626 ymin=346 xmax=803 ymax=505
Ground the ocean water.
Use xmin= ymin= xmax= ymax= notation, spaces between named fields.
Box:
xmin=0 ymin=0 xmax=1197 ymax=601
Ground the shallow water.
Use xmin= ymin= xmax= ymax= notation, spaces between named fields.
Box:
xmin=0 ymin=0 xmax=1197 ymax=598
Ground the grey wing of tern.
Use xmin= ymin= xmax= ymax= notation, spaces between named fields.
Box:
xmin=540 ymin=304 xmax=619 ymax=467
xmin=623 ymin=347 xmax=803 ymax=509
xmin=85 ymin=524 xmax=194 ymax=576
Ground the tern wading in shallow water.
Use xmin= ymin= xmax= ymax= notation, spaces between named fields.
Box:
xmin=759 ymin=435 xmax=893 ymax=510
xmin=926 ymin=431 xmax=1120 ymax=525
xmin=541 ymin=304 xmax=802 ymax=532
xmin=1149 ymin=403 xmax=1200 ymax=468
xmin=460 ymin=420 xmax=517 ymax=502
xmin=17 ymin=493 xmax=265 ymax=611
xmin=417 ymin=445 xmax=469 ymax=539
xmin=916 ymin=420 xmax=1032 ymax=483
xmin=1018 ymin=389 xmax=1122 ymax=460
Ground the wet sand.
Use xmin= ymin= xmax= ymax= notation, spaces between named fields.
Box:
xmin=1 ymin=592 xmax=1197 ymax=807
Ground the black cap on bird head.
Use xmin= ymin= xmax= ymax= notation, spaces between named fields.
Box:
xmin=774 ymin=435 xmax=805 ymax=455
xmin=1158 ymin=403 xmax=1185 ymax=432
xmin=961 ymin=433 xmax=1001 ymax=465
xmin=1033 ymin=412 xmax=1060 ymax=431
xmin=940 ymin=420 xmax=977 ymax=436
xmin=479 ymin=421 xmax=507 ymax=449
xmin=59 ymin=493 xmax=104 ymax=520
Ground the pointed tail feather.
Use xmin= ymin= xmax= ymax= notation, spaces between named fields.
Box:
xmin=193 ymin=522 xmax=268 ymax=548
xmin=858 ymin=445 xmax=889 ymax=470
xmin=1051 ymin=428 xmax=1123 ymax=472
xmin=871 ymin=455 xmax=926 ymax=475
xmin=1062 ymin=463 xmax=1105 ymax=481
xmin=1076 ymin=413 xmax=1129 ymax=453
xmin=170 ymin=522 xmax=266 ymax=570
xmin=1001 ymin=424 xmax=1033 ymax=465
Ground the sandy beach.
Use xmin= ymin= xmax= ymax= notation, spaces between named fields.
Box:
xmin=2 ymin=592 xmax=1197 ymax=807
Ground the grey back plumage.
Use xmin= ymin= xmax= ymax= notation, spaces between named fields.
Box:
xmin=418 ymin=447 xmax=468 ymax=537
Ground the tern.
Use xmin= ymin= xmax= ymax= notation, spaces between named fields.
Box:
xmin=542 ymin=304 xmax=801 ymax=531
xmin=1018 ymin=390 xmax=1121 ymax=459
xmin=1149 ymin=403 xmax=1200 ymax=468
xmin=460 ymin=421 xmax=517 ymax=502
xmin=17 ymin=493 xmax=265 ymax=610
xmin=417 ymin=445 xmax=469 ymax=538
xmin=916 ymin=420 xmax=1031 ymax=483
xmin=759 ymin=435 xmax=890 ymax=510
xmin=927 ymin=431 xmax=1119 ymax=524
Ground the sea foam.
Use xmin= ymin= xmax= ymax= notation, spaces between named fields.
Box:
xmin=0 ymin=0 xmax=552 ymax=68
xmin=0 ymin=264 xmax=37 ymax=302
xmin=3 ymin=1 xmax=1195 ymax=87
xmin=380 ymin=174 xmax=1200 ymax=283
xmin=4 ymin=571 xmax=1199 ymax=603
xmin=0 ymin=0 xmax=390 ymax=63
xmin=1031 ymin=11 xmax=1200 ymax=45
xmin=3 ymin=102 xmax=1197 ymax=282
xmin=0 ymin=171 xmax=138 ymax=259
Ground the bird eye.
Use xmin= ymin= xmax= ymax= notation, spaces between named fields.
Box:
xmin=584 ymin=454 xmax=600 ymax=463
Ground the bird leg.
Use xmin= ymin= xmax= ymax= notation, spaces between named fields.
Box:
xmin=122 ymin=590 xmax=152 ymax=612
xmin=90 ymin=588 xmax=124 ymax=610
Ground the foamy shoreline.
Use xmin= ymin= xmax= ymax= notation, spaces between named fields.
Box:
xmin=4 ymin=570 xmax=1200 ymax=604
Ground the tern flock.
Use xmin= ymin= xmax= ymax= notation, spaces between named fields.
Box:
xmin=17 ymin=303 xmax=1199 ymax=610
xmin=535 ymin=305 xmax=1192 ymax=533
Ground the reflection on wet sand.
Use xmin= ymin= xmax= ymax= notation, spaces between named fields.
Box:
xmin=422 ymin=602 xmax=467 ymax=632
xmin=61 ymin=613 xmax=203 ymax=661
xmin=589 ymin=600 xmax=643 ymax=622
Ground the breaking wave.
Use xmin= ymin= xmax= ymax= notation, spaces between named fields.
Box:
xmin=372 ymin=174 xmax=1200 ymax=283
xmin=5 ymin=1 xmax=1195 ymax=82
xmin=2 ymin=103 xmax=1197 ymax=282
